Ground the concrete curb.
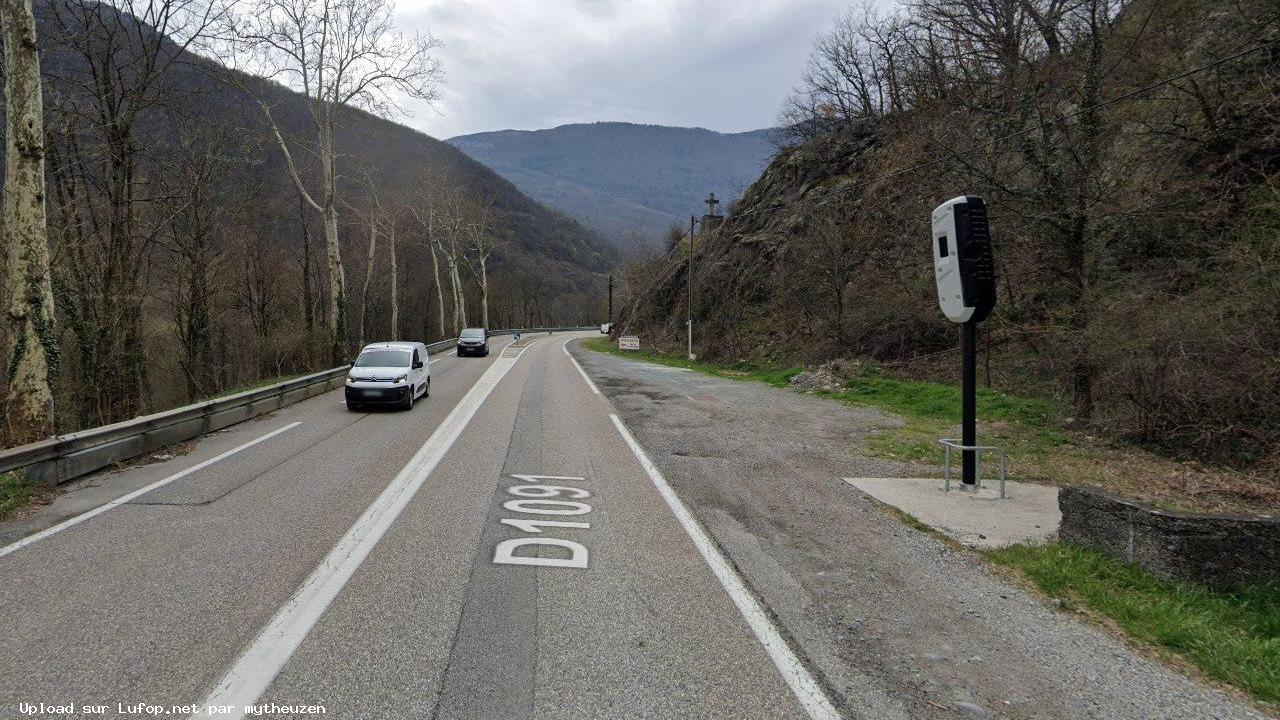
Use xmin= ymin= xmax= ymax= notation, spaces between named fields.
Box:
xmin=1059 ymin=485 xmax=1280 ymax=589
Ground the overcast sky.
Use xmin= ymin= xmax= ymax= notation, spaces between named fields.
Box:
xmin=394 ymin=0 xmax=857 ymax=139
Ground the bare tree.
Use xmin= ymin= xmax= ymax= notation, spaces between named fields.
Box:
xmin=43 ymin=0 xmax=226 ymax=426
xmin=1 ymin=0 xmax=57 ymax=443
xmin=158 ymin=118 xmax=248 ymax=400
xmin=223 ymin=0 xmax=442 ymax=361
xmin=462 ymin=199 xmax=504 ymax=329
xmin=779 ymin=2 xmax=912 ymax=143
xmin=297 ymin=191 xmax=315 ymax=339
xmin=407 ymin=203 xmax=446 ymax=340
xmin=432 ymin=188 xmax=470 ymax=333
xmin=354 ymin=206 xmax=379 ymax=348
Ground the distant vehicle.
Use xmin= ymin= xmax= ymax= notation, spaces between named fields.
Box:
xmin=600 ymin=322 xmax=612 ymax=334
xmin=456 ymin=327 xmax=489 ymax=357
xmin=345 ymin=342 xmax=430 ymax=411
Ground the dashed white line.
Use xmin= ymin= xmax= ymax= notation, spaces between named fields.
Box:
xmin=609 ymin=413 xmax=842 ymax=720
xmin=193 ymin=343 xmax=536 ymax=720
xmin=562 ymin=339 xmax=600 ymax=394
xmin=0 ymin=422 xmax=303 ymax=560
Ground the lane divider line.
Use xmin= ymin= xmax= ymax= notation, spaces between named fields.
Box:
xmin=193 ymin=342 xmax=537 ymax=719
xmin=608 ymin=413 xmax=842 ymax=720
xmin=562 ymin=338 xmax=600 ymax=394
xmin=0 ymin=422 xmax=304 ymax=561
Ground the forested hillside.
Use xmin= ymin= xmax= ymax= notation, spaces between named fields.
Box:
xmin=449 ymin=123 xmax=774 ymax=248
xmin=0 ymin=0 xmax=616 ymax=443
xmin=619 ymin=0 xmax=1279 ymax=469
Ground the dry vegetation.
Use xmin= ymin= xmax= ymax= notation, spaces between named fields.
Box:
xmin=0 ymin=0 xmax=614 ymax=447
xmin=620 ymin=0 xmax=1280 ymax=487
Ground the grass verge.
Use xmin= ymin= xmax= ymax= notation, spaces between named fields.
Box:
xmin=581 ymin=338 xmax=1277 ymax=514
xmin=991 ymin=543 xmax=1280 ymax=708
xmin=584 ymin=337 xmax=1279 ymax=706
xmin=811 ymin=366 xmax=1069 ymax=471
xmin=580 ymin=338 xmax=801 ymax=387
xmin=0 ymin=471 xmax=41 ymax=521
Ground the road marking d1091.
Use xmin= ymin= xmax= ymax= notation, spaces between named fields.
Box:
xmin=492 ymin=474 xmax=592 ymax=569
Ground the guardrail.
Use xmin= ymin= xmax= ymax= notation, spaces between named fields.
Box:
xmin=0 ymin=325 xmax=600 ymax=487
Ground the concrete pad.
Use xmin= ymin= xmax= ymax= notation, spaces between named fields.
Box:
xmin=844 ymin=477 xmax=1061 ymax=549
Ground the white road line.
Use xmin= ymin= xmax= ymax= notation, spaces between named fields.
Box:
xmin=562 ymin=338 xmax=600 ymax=394
xmin=0 ymin=422 xmax=303 ymax=561
xmin=609 ymin=414 xmax=841 ymax=720
xmin=193 ymin=343 xmax=536 ymax=720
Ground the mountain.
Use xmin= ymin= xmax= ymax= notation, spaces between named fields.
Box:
xmin=448 ymin=122 xmax=776 ymax=249
xmin=29 ymin=0 xmax=617 ymax=306
xmin=10 ymin=0 xmax=620 ymax=432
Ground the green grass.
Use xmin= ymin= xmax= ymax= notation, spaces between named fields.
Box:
xmin=991 ymin=543 xmax=1280 ymax=707
xmin=580 ymin=336 xmax=1269 ymax=512
xmin=584 ymin=337 xmax=1078 ymax=475
xmin=808 ymin=367 xmax=1073 ymax=470
xmin=823 ymin=369 xmax=1056 ymax=425
xmin=581 ymin=338 xmax=800 ymax=387
xmin=208 ymin=373 xmax=306 ymax=399
xmin=0 ymin=471 xmax=38 ymax=520
xmin=585 ymin=336 xmax=1279 ymax=705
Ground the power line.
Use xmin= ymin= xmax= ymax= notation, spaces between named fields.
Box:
xmin=727 ymin=37 xmax=1279 ymax=222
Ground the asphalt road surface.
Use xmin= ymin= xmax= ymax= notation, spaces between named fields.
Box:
xmin=0 ymin=334 xmax=1267 ymax=720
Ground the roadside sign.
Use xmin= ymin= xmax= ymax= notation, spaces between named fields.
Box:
xmin=619 ymin=336 xmax=640 ymax=351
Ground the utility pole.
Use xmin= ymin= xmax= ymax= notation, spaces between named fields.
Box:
xmin=608 ymin=274 xmax=614 ymax=324
xmin=687 ymin=214 xmax=696 ymax=360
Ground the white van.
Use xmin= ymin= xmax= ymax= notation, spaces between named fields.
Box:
xmin=345 ymin=341 xmax=431 ymax=411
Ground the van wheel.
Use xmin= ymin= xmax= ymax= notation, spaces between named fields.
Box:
xmin=424 ymin=378 xmax=431 ymax=397
xmin=403 ymin=387 xmax=415 ymax=411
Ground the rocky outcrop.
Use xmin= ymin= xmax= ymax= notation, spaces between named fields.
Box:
xmin=618 ymin=121 xmax=887 ymax=362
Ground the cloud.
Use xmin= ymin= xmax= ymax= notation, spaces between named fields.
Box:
xmin=392 ymin=0 xmax=855 ymax=138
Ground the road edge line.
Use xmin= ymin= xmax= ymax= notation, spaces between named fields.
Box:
xmin=561 ymin=338 xmax=601 ymax=394
xmin=0 ymin=421 xmax=304 ymax=561
xmin=192 ymin=343 xmax=535 ymax=719
xmin=608 ymin=413 xmax=842 ymax=720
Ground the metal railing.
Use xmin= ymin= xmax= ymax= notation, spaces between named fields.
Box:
xmin=0 ymin=325 xmax=599 ymax=486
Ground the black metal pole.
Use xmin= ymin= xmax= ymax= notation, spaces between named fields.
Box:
xmin=608 ymin=274 xmax=613 ymax=323
xmin=962 ymin=320 xmax=977 ymax=486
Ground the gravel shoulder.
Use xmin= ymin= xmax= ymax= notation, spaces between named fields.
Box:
xmin=572 ymin=343 xmax=1272 ymax=720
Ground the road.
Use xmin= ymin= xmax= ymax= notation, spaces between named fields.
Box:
xmin=0 ymin=333 xmax=1267 ymax=720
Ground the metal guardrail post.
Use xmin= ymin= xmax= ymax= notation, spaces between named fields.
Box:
xmin=0 ymin=325 xmax=596 ymax=486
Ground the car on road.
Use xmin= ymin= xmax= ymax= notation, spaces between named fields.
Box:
xmin=456 ymin=327 xmax=489 ymax=357
xmin=345 ymin=342 xmax=430 ymax=411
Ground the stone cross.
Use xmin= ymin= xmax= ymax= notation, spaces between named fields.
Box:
xmin=705 ymin=192 xmax=720 ymax=217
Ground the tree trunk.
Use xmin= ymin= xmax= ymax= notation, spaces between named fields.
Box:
xmin=321 ymin=130 xmax=346 ymax=363
xmin=388 ymin=223 xmax=398 ymax=340
xmin=325 ymin=203 xmax=346 ymax=362
xmin=2 ymin=0 xmax=58 ymax=444
xmin=479 ymin=256 xmax=489 ymax=328
xmin=429 ymin=238 xmax=446 ymax=340
xmin=450 ymin=260 xmax=467 ymax=331
xmin=360 ymin=218 xmax=376 ymax=349
xmin=299 ymin=192 xmax=314 ymax=336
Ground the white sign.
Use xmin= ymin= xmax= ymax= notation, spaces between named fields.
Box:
xmin=619 ymin=336 xmax=640 ymax=351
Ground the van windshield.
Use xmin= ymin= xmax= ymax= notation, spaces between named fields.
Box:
xmin=460 ymin=329 xmax=485 ymax=339
xmin=353 ymin=350 xmax=411 ymax=368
